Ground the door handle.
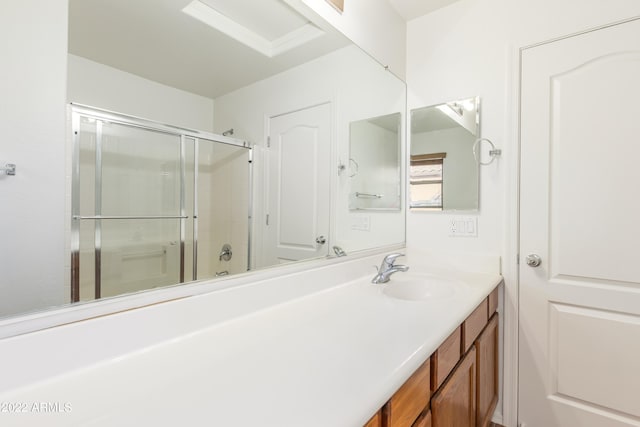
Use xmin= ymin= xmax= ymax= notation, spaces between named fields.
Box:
xmin=315 ymin=236 xmax=326 ymax=245
xmin=526 ymin=254 xmax=542 ymax=267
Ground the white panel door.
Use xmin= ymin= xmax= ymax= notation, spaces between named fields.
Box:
xmin=265 ymin=103 xmax=331 ymax=264
xmin=519 ymin=19 xmax=640 ymax=427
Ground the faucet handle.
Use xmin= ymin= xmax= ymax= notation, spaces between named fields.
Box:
xmin=384 ymin=253 xmax=405 ymax=266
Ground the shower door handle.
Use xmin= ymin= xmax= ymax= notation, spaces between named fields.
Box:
xmin=315 ymin=236 xmax=327 ymax=245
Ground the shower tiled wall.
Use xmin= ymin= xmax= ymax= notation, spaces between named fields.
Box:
xmin=197 ymin=142 xmax=250 ymax=280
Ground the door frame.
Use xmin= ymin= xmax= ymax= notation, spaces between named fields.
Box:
xmin=255 ymin=99 xmax=337 ymax=269
xmin=505 ymin=15 xmax=640 ymax=427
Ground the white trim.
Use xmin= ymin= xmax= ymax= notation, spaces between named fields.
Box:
xmin=501 ymin=41 xmax=522 ymax=427
xmin=271 ymin=23 xmax=326 ymax=56
xmin=328 ymin=95 xmax=339 ymax=259
xmin=182 ymin=0 xmax=324 ymax=58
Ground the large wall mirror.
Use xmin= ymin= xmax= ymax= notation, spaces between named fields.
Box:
xmin=0 ymin=0 xmax=406 ymax=322
xmin=409 ymin=97 xmax=479 ymax=211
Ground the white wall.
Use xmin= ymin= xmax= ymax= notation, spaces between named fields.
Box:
xmin=286 ymin=0 xmax=407 ymax=79
xmin=407 ymin=0 xmax=640 ymax=256
xmin=214 ymin=45 xmax=406 ymax=263
xmin=68 ymin=55 xmax=214 ymax=132
xmin=0 ymin=0 xmax=69 ymax=317
xmin=350 ymin=120 xmax=401 ymax=210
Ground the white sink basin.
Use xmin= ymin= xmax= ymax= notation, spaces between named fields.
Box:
xmin=382 ymin=274 xmax=463 ymax=301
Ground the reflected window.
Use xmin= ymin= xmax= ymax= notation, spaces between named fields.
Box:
xmin=409 ymin=153 xmax=446 ymax=210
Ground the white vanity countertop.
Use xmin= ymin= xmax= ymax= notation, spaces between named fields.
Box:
xmin=0 ymin=254 xmax=502 ymax=427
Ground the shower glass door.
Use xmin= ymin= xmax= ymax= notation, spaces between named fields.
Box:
xmin=75 ymin=117 xmax=186 ymax=301
xmin=99 ymin=122 xmax=183 ymax=298
xmin=71 ymin=106 xmax=249 ymax=303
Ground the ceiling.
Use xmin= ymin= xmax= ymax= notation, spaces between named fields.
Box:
xmin=411 ymin=107 xmax=459 ymax=133
xmin=68 ymin=0 xmax=463 ymax=100
xmin=387 ymin=0 xmax=462 ymax=21
xmin=68 ymin=0 xmax=348 ymax=99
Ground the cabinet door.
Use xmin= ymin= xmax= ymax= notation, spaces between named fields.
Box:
xmin=413 ymin=410 xmax=432 ymax=427
xmin=476 ymin=314 xmax=499 ymax=427
xmin=383 ymin=358 xmax=431 ymax=427
xmin=431 ymin=347 xmax=476 ymax=427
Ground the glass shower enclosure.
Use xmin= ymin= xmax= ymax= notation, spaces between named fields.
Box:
xmin=70 ymin=105 xmax=252 ymax=302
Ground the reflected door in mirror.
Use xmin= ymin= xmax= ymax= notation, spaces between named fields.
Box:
xmin=262 ymin=103 xmax=331 ymax=266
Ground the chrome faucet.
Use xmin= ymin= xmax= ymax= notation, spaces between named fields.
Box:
xmin=372 ymin=253 xmax=409 ymax=284
xmin=219 ymin=244 xmax=232 ymax=262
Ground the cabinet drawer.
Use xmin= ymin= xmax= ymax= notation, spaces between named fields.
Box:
xmin=487 ymin=287 xmax=499 ymax=318
xmin=462 ymin=299 xmax=488 ymax=352
xmin=383 ymin=358 xmax=431 ymax=427
xmin=431 ymin=326 xmax=461 ymax=391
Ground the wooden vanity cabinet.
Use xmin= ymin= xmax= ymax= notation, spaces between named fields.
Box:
xmin=365 ymin=286 xmax=500 ymax=427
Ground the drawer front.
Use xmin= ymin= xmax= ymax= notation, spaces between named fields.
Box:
xmin=487 ymin=287 xmax=499 ymax=317
xmin=384 ymin=358 xmax=431 ymax=427
xmin=462 ymin=299 xmax=488 ymax=352
xmin=431 ymin=326 xmax=461 ymax=391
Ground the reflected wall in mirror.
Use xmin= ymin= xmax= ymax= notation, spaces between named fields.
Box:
xmin=349 ymin=113 xmax=401 ymax=211
xmin=409 ymin=97 xmax=479 ymax=211
xmin=0 ymin=0 xmax=406 ymax=321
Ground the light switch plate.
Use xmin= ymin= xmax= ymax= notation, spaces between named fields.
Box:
xmin=449 ymin=216 xmax=478 ymax=237
xmin=351 ymin=215 xmax=371 ymax=231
